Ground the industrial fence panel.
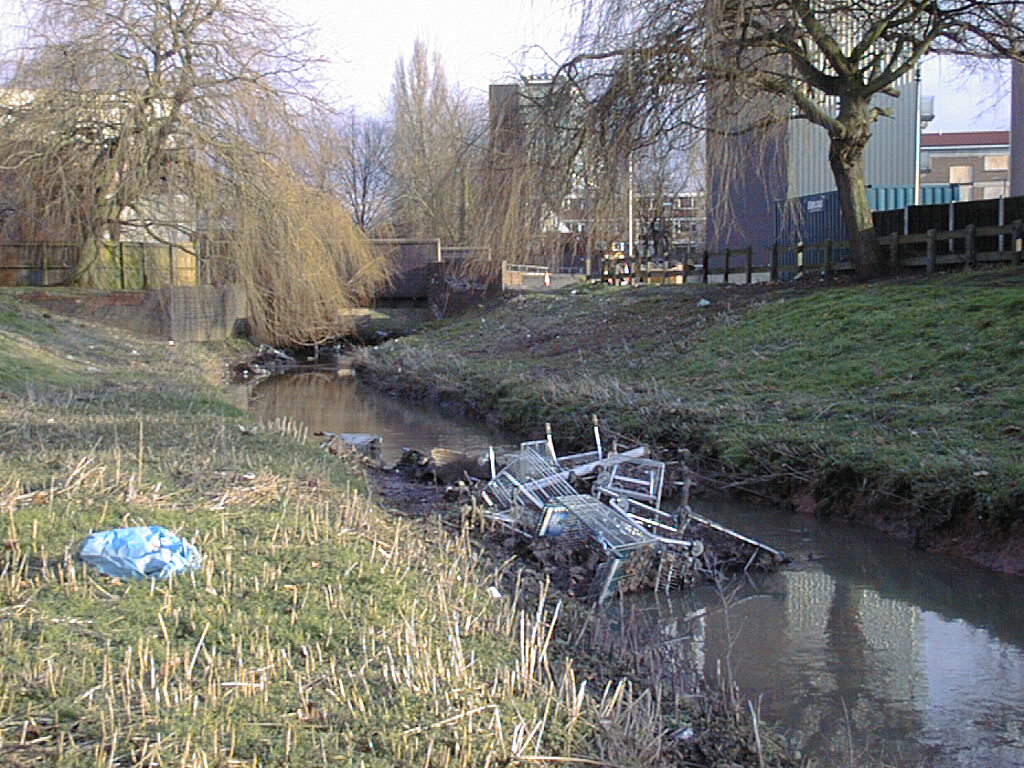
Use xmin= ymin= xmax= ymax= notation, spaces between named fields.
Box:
xmin=0 ymin=241 xmax=199 ymax=288
xmin=0 ymin=243 xmax=76 ymax=287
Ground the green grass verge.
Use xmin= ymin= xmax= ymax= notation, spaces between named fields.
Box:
xmin=0 ymin=292 xmax=797 ymax=767
xmin=357 ymin=270 xmax=1024 ymax=538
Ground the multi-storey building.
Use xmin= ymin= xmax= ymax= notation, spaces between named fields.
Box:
xmin=707 ymin=79 xmax=923 ymax=257
xmin=557 ymin=190 xmax=705 ymax=261
xmin=920 ymin=131 xmax=1010 ymax=201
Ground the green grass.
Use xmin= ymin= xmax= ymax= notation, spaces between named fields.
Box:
xmin=0 ymin=291 xmax=798 ymax=767
xmin=358 ymin=270 xmax=1024 ymax=536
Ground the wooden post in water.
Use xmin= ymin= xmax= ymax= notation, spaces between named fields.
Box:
xmin=926 ymin=229 xmax=937 ymax=273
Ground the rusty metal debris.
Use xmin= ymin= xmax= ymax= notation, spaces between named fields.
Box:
xmin=479 ymin=421 xmax=785 ymax=602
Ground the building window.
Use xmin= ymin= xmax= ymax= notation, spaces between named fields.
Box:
xmin=949 ymin=165 xmax=974 ymax=184
xmin=984 ymin=154 xmax=1009 ymax=172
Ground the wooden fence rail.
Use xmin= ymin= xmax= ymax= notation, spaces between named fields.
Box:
xmin=697 ymin=219 xmax=1024 ymax=283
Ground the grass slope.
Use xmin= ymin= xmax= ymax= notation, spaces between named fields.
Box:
xmin=357 ymin=269 xmax=1024 ymax=569
xmin=0 ymin=293 xmax=794 ymax=767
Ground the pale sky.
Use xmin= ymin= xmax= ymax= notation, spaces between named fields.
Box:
xmin=289 ymin=0 xmax=577 ymax=114
xmin=920 ymin=55 xmax=1011 ymax=134
xmin=0 ymin=0 xmax=1012 ymax=131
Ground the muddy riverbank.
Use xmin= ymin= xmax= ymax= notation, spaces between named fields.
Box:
xmin=352 ymin=270 xmax=1024 ymax=575
xmin=250 ymin=370 xmax=1024 ymax=768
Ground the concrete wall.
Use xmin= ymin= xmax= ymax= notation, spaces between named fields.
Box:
xmin=165 ymin=284 xmax=247 ymax=342
xmin=18 ymin=284 xmax=247 ymax=342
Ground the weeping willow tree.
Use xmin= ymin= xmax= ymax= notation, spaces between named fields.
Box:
xmin=0 ymin=0 xmax=390 ymax=343
xmin=565 ymin=0 xmax=1024 ymax=278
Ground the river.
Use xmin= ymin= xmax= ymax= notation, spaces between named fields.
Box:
xmin=250 ymin=371 xmax=1024 ymax=768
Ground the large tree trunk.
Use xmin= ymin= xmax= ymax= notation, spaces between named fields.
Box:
xmin=828 ymin=114 xmax=885 ymax=279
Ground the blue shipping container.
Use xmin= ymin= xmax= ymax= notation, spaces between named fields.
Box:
xmin=774 ymin=185 xmax=960 ymax=270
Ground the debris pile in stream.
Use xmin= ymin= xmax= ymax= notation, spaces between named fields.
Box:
xmin=475 ymin=423 xmax=786 ymax=601
xmin=322 ymin=421 xmax=786 ymax=602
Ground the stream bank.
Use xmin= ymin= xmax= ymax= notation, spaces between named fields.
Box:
xmin=251 ymin=370 xmax=1024 ymax=768
xmin=352 ymin=269 xmax=1024 ymax=575
xmin=0 ymin=291 xmax=802 ymax=768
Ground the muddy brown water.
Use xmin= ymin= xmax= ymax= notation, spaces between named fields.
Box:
xmin=247 ymin=369 xmax=516 ymax=464
xmin=250 ymin=371 xmax=1024 ymax=768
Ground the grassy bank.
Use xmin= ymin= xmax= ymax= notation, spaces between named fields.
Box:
xmin=0 ymin=293 xmax=797 ymax=767
xmin=355 ymin=269 xmax=1024 ymax=572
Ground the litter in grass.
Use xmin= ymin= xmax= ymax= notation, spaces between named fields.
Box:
xmin=78 ymin=525 xmax=201 ymax=580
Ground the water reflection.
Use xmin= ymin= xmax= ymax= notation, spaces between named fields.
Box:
xmin=625 ymin=502 xmax=1024 ymax=766
xmin=248 ymin=376 xmax=1024 ymax=766
xmin=248 ymin=371 xmax=513 ymax=465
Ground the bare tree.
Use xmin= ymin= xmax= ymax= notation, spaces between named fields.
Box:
xmin=299 ymin=109 xmax=393 ymax=234
xmin=0 ymin=0 xmax=390 ymax=343
xmin=565 ymin=0 xmax=1024 ymax=277
xmin=389 ymin=40 xmax=485 ymax=245
xmin=339 ymin=112 xmax=393 ymax=233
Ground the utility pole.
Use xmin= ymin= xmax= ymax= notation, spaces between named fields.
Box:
xmin=627 ymin=152 xmax=634 ymax=261
xmin=914 ymin=67 xmax=922 ymax=206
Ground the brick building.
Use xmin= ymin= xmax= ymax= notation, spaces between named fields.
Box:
xmin=920 ymin=131 xmax=1010 ymax=201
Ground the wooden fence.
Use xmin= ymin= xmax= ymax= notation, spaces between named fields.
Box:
xmin=0 ymin=242 xmax=199 ymax=288
xmin=693 ymin=220 xmax=1024 ymax=283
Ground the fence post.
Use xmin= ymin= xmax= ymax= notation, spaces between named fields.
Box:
xmin=965 ymin=224 xmax=977 ymax=269
xmin=42 ymin=247 xmax=48 ymax=287
xmin=723 ymin=248 xmax=731 ymax=284
xmin=824 ymin=240 xmax=834 ymax=279
xmin=1013 ymin=220 xmax=1023 ymax=267
xmin=926 ymin=229 xmax=937 ymax=274
xmin=119 ymin=243 xmax=126 ymax=289
xmin=770 ymin=243 xmax=779 ymax=282
xmin=889 ymin=233 xmax=899 ymax=272
xmin=701 ymin=250 xmax=709 ymax=284
xmin=999 ymin=197 xmax=1007 ymax=253
xmin=745 ymin=246 xmax=753 ymax=284
xmin=797 ymin=243 xmax=804 ymax=278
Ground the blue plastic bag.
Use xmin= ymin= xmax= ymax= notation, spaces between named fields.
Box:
xmin=78 ymin=526 xmax=201 ymax=580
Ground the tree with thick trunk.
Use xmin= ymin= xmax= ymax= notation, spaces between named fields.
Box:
xmin=564 ymin=0 xmax=1024 ymax=278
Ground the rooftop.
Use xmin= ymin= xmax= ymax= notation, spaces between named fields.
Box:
xmin=921 ymin=131 xmax=1010 ymax=148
